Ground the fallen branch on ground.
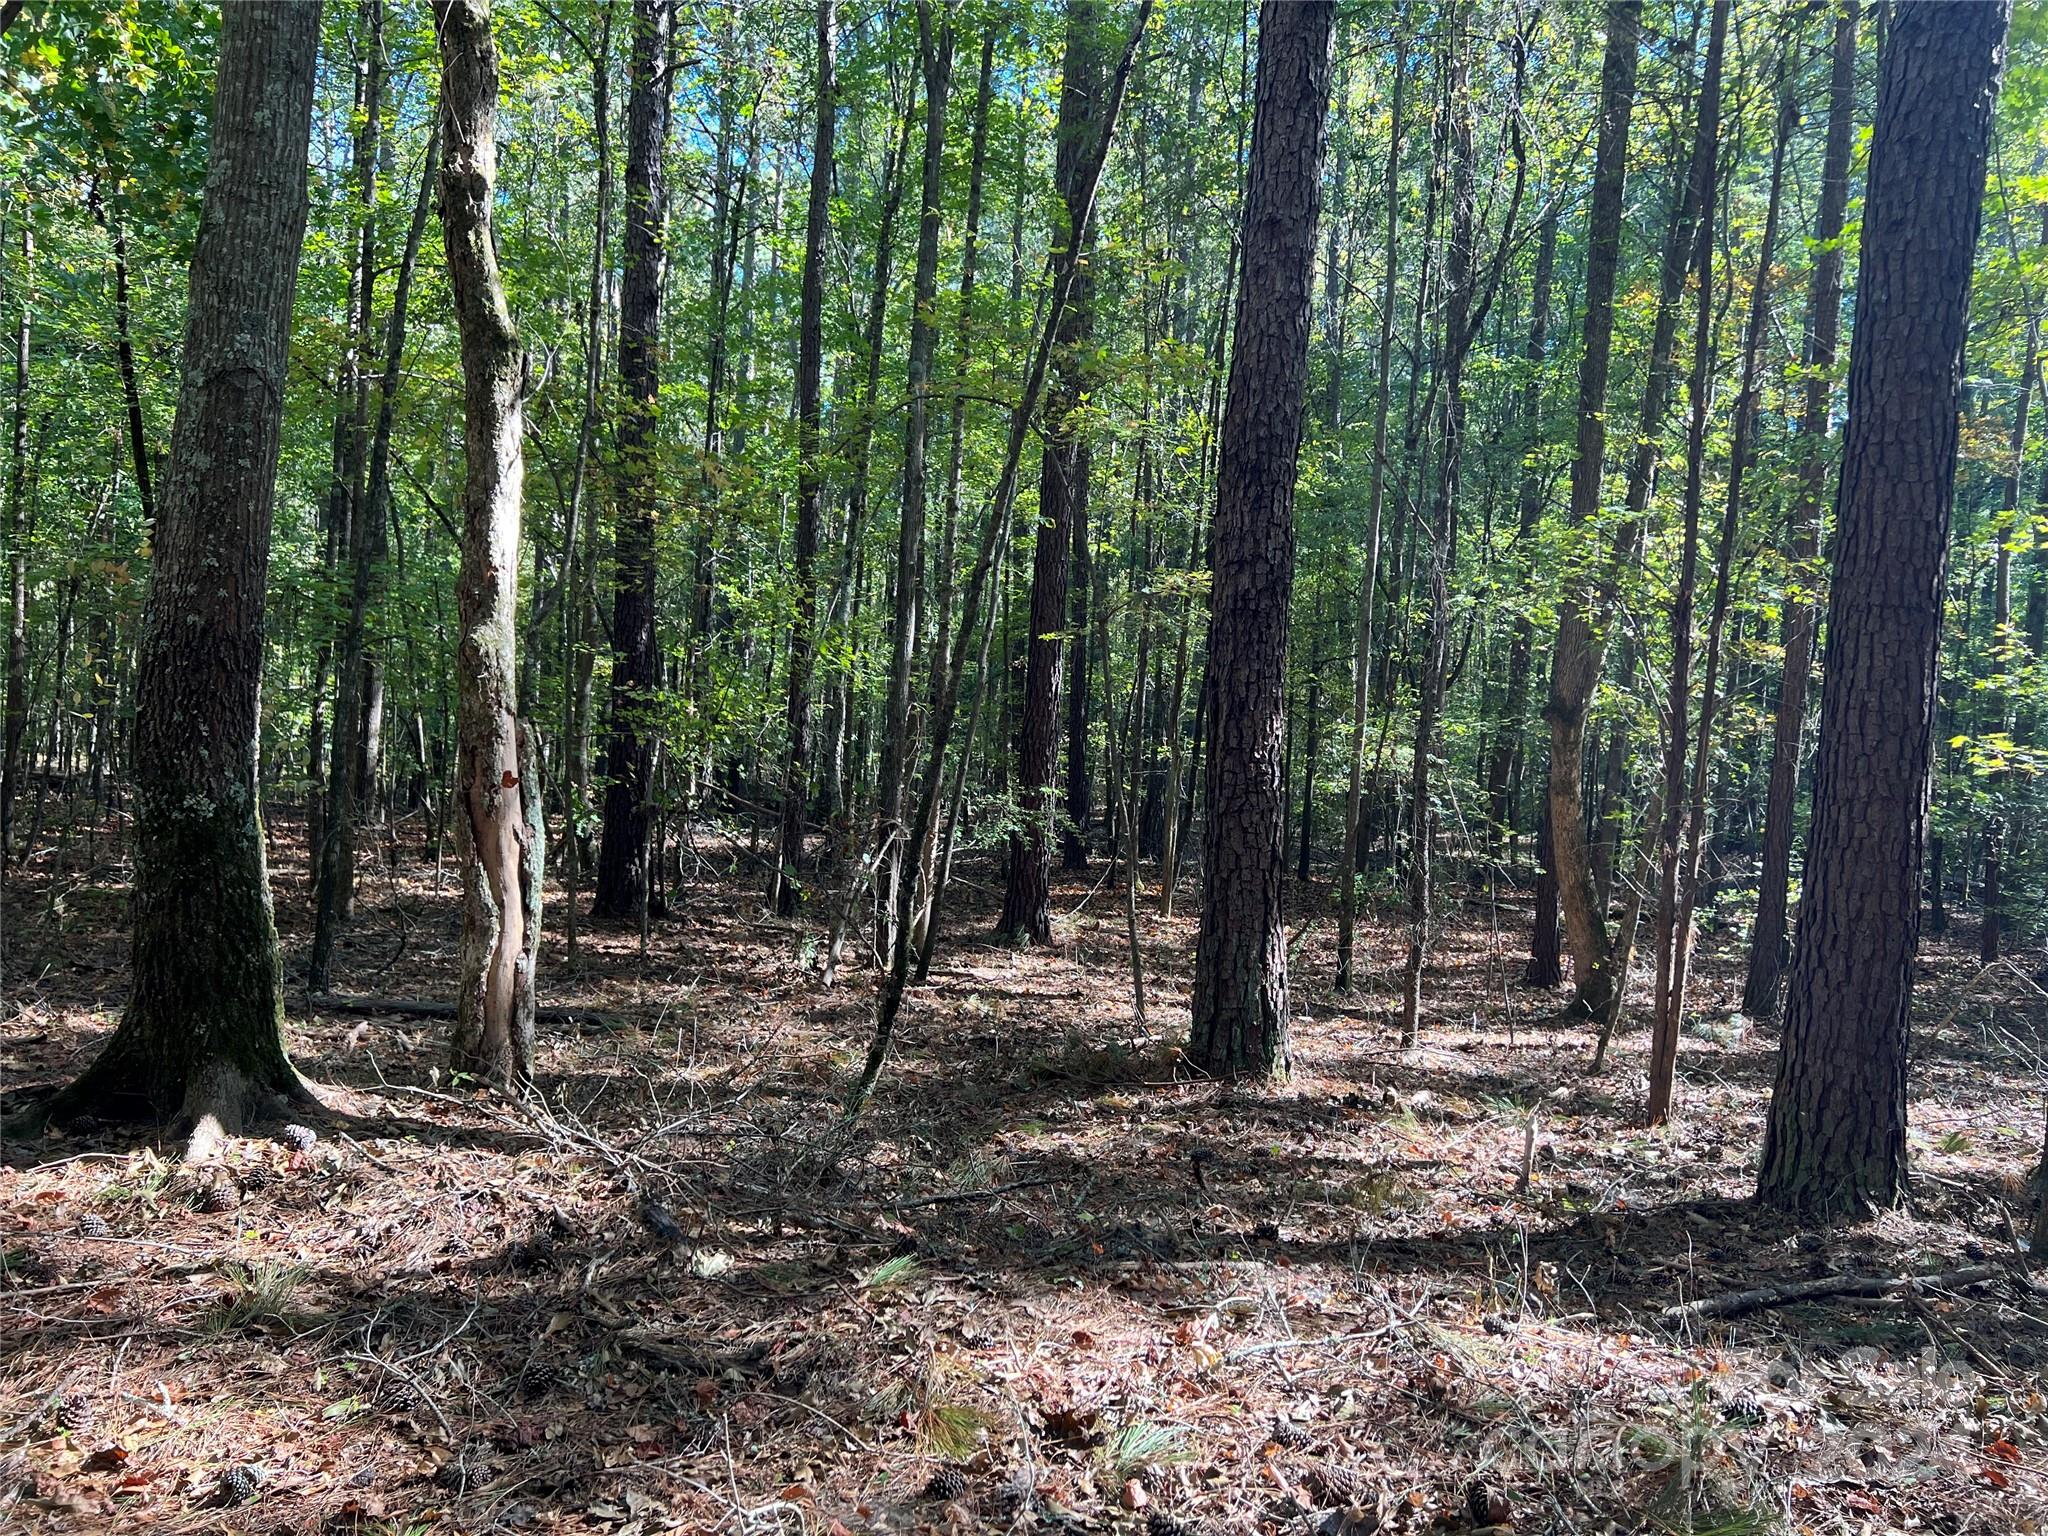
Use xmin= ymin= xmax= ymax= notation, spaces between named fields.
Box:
xmin=1661 ymin=1262 xmax=2006 ymax=1324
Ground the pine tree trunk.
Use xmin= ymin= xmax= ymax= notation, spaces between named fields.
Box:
xmin=1541 ymin=0 xmax=1640 ymax=1022
xmin=1745 ymin=1 xmax=1857 ymax=1019
xmin=1758 ymin=0 xmax=2009 ymax=1216
xmin=36 ymin=0 xmax=321 ymax=1135
xmin=435 ymin=0 xmax=543 ymax=1090
xmin=1188 ymin=0 xmax=1334 ymax=1080
xmin=593 ymin=0 xmax=675 ymax=921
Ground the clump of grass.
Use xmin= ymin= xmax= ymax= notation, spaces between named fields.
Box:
xmin=859 ymin=1254 xmax=923 ymax=1293
xmin=1099 ymin=1417 xmax=1188 ymax=1481
xmin=206 ymin=1261 xmax=314 ymax=1335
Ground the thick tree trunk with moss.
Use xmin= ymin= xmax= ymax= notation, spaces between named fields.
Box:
xmin=1758 ymin=0 xmax=2009 ymax=1216
xmin=435 ymin=0 xmax=543 ymax=1089
xmin=1744 ymin=1 xmax=1856 ymax=1020
xmin=1187 ymin=0 xmax=1333 ymax=1080
xmin=38 ymin=0 xmax=321 ymax=1134
xmin=1541 ymin=0 xmax=1640 ymax=1022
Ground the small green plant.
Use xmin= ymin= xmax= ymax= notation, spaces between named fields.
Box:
xmin=1937 ymin=1128 xmax=1972 ymax=1154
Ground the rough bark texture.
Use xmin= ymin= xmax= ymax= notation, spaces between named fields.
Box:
xmin=1541 ymin=0 xmax=1640 ymax=1022
xmin=39 ymin=0 xmax=320 ymax=1131
xmin=1187 ymin=0 xmax=1333 ymax=1080
xmin=1001 ymin=0 xmax=1104 ymax=944
xmin=774 ymin=0 xmax=836 ymax=918
xmin=436 ymin=0 xmax=543 ymax=1089
xmin=1744 ymin=0 xmax=1856 ymax=1020
xmin=1757 ymin=0 xmax=2009 ymax=1216
xmin=593 ymin=0 xmax=674 ymax=920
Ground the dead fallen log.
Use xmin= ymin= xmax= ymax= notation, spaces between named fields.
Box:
xmin=1660 ymin=1262 xmax=2005 ymax=1324
xmin=299 ymin=992 xmax=631 ymax=1031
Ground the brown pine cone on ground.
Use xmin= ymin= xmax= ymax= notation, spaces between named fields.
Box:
xmin=1302 ymin=1462 xmax=1368 ymax=1508
xmin=921 ymin=1465 xmax=970 ymax=1501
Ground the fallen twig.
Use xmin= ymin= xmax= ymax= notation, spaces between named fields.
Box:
xmin=1661 ymin=1262 xmax=2006 ymax=1324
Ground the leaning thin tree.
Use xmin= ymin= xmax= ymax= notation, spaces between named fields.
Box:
xmin=1757 ymin=0 xmax=2010 ymax=1216
xmin=26 ymin=1 xmax=323 ymax=1137
xmin=435 ymin=0 xmax=544 ymax=1089
xmin=1187 ymin=0 xmax=1336 ymax=1080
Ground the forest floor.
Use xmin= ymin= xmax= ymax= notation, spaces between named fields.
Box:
xmin=5 ymin=809 xmax=2048 ymax=1536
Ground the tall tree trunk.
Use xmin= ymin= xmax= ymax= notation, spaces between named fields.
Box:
xmin=309 ymin=0 xmax=389 ymax=990
xmin=593 ymin=0 xmax=675 ymax=921
xmin=1400 ymin=6 xmax=1478 ymax=1047
xmin=1335 ymin=39 xmax=1406 ymax=994
xmin=435 ymin=0 xmax=543 ymax=1090
xmin=774 ymin=0 xmax=837 ymax=918
xmin=849 ymin=0 xmax=1153 ymax=1109
xmin=909 ymin=29 xmax=997 ymax=961
xmin=1758 ymin=0 xmax=2009 ymax=1216
xmin=1982 ymin=311 xmax=2038 ymax=961
xmin=1541 ymin=0 xmax=1641 ymax=1022
xmin=1485 ymin=208 xmax=1556 ymax=864
xmin=1000 ymin=0 xmax=1105 ymax=944
xmin=1652 ymin=5 xmax=1773 ymax=1128
xmin=34 ymin=0 xmax=321 ymax=1136
xmin=874 ymin=0 xmax=954 ymax=957
xmin=560 ymin=0 xmax=613 ymax=965
xmin=1 ymin=225 xmax=28 ymax=874
xmin=1744 ymin=1 xmax=1857 ymax=1019
xmin=1187 ymin=0 xmax=1334 ymax=1080
xmin=106 ymin=196 xmax=156 ymax=532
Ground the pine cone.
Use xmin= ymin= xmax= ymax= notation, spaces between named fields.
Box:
xmin=922 ymin=1466 xmax=970 ymax=1502
xmin=77 ymin=1213 xmax=110 ymax=1239
xmin=200 ymin=1182 xmax=240 ymax=1215
xmin=51 ymin=1395 xmax=97 ymax=1436
xmin=517 ymin=1359 xmax=563 ymax=1399
xmin=281 ymin=1124 xmax=319 ymax=1153
xmin=1466 ymin=1479 xmax=1512 ymax=1527
xmin=1303 ymin=1462 xmax=1369 ymax=1508
xmin=217 ymin=1466 xmax=260 ymax=1505
xmin=1147 ymin=1513 xmax=1205 ymax=1536
xmin=1268 ymin=1416 xmax=1312 ymax=1450
xmin=239 ymin=1163 xmax=277 ymax=1192
xmin=381 ymin=1375 xmax=425 ymax=1412
xmin=433 ymin=1459 xmax=485 ymax=1493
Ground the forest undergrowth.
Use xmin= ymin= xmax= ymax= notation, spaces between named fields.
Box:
xmin=4 ymin=810 xmax=2047 ymax=1536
